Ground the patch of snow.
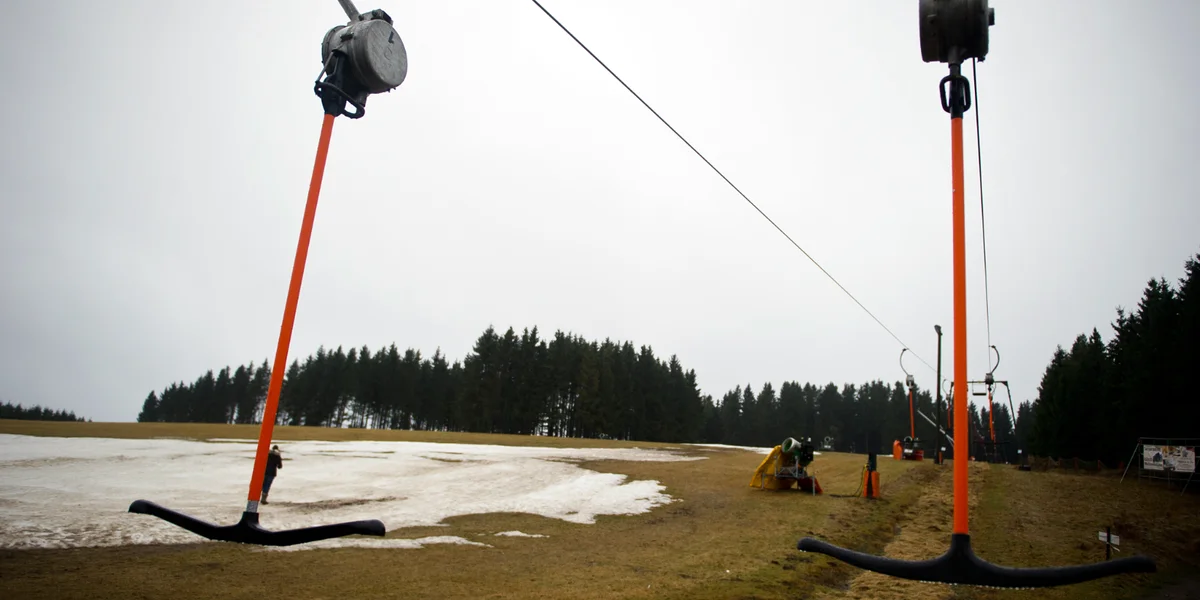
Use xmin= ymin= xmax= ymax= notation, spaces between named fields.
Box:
xmin=494 ymin=530 xmax=547 ymax=538
xmin=262 ymin=535 xmax=491 ymax=552
xmin=684 ymin=443 xmax=821 ymax=456
xmin=685 ymin=443 xmax=774 ymax=454
xmin=0 ymin=434 xmax=701 ymax=550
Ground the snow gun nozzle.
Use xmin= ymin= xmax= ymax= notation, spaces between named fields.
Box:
xmin=128 ymin=500 xmax=386 ymax=547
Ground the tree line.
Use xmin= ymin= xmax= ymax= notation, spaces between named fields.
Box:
xmin=138 ymin=326 xmax=709 ymax=443
xmin=1 ymin=402 xmax=88 ymax=422
xmin=1026 ymin=252 xmax=1199 ymax=465
xmin=138 ymin=322 xmax=1028 ymax=459
xmin=705 ymin=379 xmax=1022 ymax=462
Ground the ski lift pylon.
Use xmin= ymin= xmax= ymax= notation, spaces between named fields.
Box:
xmin=796 ymin=0 xmax=1156 ymax=586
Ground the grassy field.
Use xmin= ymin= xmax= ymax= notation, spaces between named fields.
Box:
xmin=1 ymin=421 xmax=1197 ymax=599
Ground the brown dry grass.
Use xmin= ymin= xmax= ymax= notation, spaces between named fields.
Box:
xmin=965 ymin=464 xmax=1200 ymax=600
xmin=816 ymin=460 xmax=992 ymax=600
xmin=3 ymin=421 xmax=1196 ymax=599
xmin=0 ymin=419 xmax=681 ymax=449
xmin=0 ymin=421 xmax=931 ymax=600
xmin=813 ymin=460 xmax=1200 ymax=600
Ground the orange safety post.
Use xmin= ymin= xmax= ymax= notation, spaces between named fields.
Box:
xmin=861 ymin=470 xmax=880 ymax=499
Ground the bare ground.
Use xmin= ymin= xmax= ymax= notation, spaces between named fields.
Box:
xmin=1 ymin=421 xmax=1198 ymax=599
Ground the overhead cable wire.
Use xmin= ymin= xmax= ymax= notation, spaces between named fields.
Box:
xmin=971 ymin=58 xmax=993 ymax=371
xmin=530 ymin=0 xmax=936 ymax=374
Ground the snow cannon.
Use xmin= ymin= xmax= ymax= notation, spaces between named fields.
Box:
xmin=781 ymin=437 xmax=816 ymax=467
xmin=750 ymin=437 xmax=822 ymax=494
xmin=896 ymin=436 xmax=925 ymax=461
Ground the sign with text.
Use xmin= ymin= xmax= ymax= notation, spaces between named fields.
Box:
xmin=1143 ymin=445 xmax=1196 ymax=473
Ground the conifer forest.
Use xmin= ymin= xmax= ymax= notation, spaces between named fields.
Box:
xmin=136 ymin=252 xmax=1200 ymax=465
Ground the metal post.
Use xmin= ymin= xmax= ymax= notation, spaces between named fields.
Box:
xmin=337 ymin=0 xmax=362 ymax=21
xmin=1119 ymin=439 xmax=1140 ymax=483
xmin=935 ymin=324 xmax=944 ymax=464
xmin=1106 ymin=527 xmax=1111 ymax=561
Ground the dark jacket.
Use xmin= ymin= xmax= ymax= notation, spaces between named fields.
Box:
xmin=266 ymin=452 xmax=283 ymax=478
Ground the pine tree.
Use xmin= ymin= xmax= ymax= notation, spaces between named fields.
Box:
xmin=815 ymin=384 xmax=840 ymax=449
xmin=137 ymin=391 xmax=160 ymax=422
xmin=280 ymin=359 xmax=303 ymax=426
xmin=756 ymin=382 xmax=780 ymax=446
xmin=230 ymin=364 xmax=251 ymax=424
xmin=739 ymin=384 xmax=758 ymax=446
xmin=718 ymin=387 xmax=741 ymax=445
xmin=214 ymin=367 xmax=234 ymax=424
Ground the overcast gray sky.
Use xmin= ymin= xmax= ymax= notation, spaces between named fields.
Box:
xmin=2 ymin=1 xmax=1197 ymax=423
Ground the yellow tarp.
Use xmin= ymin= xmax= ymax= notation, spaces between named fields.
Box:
xmin=750 ymin=445 xmax=790 ymax=489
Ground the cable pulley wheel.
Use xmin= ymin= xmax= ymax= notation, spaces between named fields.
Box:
xmin=919 ymin=0 xmax=994 ymax=63
xmin=321 ymin=12 xmax=408 ymax=94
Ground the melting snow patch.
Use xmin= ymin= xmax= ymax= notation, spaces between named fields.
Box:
xmin=0 ymin=434 xmax=699 ymax=549
xmin=685 ymin=443 xmax=775 ymax=454
xmin=263 ymin=535 xmax=491 ymax=552
xmin=494 ymin=530 xmax=547 ymax=538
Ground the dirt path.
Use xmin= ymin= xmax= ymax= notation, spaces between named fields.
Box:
xmin=1139 ymin=579 xmax=1200 ymax=599
xmin=817 ymin=461 xmax=989 ymax=600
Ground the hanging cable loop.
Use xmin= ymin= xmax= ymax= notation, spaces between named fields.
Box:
xmin=900 ymin=348 xmax=916 ymax=388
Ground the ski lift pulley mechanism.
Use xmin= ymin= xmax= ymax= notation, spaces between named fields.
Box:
xmin=315 ymin=4 xmax=408 ymax=118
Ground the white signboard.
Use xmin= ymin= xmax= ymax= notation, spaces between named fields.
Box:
xmin=1143 ymin=445 xmax=1196 ymax=473
xmin=1098 ymin=531 xmax=1120 ymax=545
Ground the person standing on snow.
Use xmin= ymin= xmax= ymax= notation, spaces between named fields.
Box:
xmin=262 ymin=445 xmax=283 ymax=505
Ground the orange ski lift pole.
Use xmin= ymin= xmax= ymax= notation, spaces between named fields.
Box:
xmin=129 ymin=0 xmax=408 ymax=546
xmin=966 ymin=344 xmax=1000 ymax=444
xmin=899 ymin=349 xmax=923 ymax=460
xmin=900 ymin=348 xmax=917 ymax=439
xmin=797 ymin=0 xmax=1156 ymax=586
xmin=986 ymin=345 xmax=1018 ymax=432
xmin=986 ymin=346 xmax=998 ymax=443
xmin=964 ymin=345 xmax=1011 ymax=460
xmin=982 ymin=345 xmax=1018 ymax=447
